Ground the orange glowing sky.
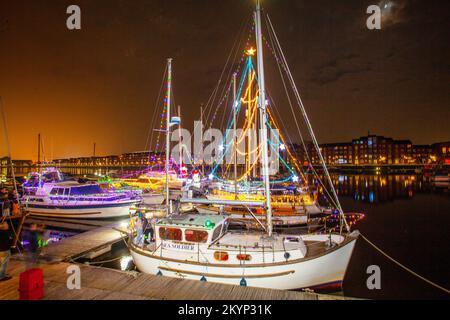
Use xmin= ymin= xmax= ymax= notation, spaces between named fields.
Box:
xmin=1 ymin=0 xmax=449 ymax=161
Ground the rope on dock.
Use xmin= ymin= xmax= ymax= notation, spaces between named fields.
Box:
xmin=360 ymin=233 xmax=450 ymax=295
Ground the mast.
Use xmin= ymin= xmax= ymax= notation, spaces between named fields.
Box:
xmin=37 ymin=133 xmax=41 ymax=166
xmin=178 ymin=105 xmax=182 ymax=169
xmin=233 ymin=73 xmax=238 ymax=199
xmin=255 ymin=0 xmax=273 ymax=236
xmin=200 ymin=105 xmax=205 ymax=175
xmin=165 ymin=58 xmax=173 ymax=214
xmin=0 ymin=97 xmax=19 ymax=202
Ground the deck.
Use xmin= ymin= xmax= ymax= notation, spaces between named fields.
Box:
xmin=0 ymin=259 xmax=349 ymax=300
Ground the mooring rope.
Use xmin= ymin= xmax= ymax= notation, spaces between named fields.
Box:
xmin=360 ymin=233 xmax=450 ymax=295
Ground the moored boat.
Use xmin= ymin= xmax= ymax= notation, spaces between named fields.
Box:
xmin=21 ymin=171 xmax=141 ymax=219
xmin=130 ymin=213 xmax=358 ymax=290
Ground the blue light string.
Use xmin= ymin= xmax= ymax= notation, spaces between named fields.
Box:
xmin=210 ymin=57 xmax=252 ymax=177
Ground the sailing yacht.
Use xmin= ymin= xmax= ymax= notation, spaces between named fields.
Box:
xmin=129 ymin=0 xmax=358 ymax=291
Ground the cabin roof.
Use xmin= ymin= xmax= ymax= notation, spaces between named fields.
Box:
xmin=157 ymin=214 xmax=226 ymax=228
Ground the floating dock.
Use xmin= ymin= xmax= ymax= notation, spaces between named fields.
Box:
xmin=1 ymin=219 xmax=355 ymax=300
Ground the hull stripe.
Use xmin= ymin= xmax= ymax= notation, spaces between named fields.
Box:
xmin=29 ymin=211 xmax=102 ymax=216
xmin=158 ymin=266 xmax=295 ymax=279
xmin=24 ymin=202 xmax=137 ymax=210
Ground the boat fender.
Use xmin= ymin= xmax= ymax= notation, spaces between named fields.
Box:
xmin=240 ymin=278 xmax=247 ymax=287
xmin=284 ymin=252 xmax=291 ymax=260
xmin=156 ymin=270 xmax=162 ymax=276
xmin=200 ymin=276 xmax=207 ymax=282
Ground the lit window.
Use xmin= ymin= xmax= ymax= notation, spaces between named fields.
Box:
xmin=158 ymin=227 xmax=182 ymax=241
xmin=185 ymin=229 xmax=209 ymax=243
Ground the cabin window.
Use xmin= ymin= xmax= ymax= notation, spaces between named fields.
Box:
xmin=222 ymin=220 xmax=229 ymax=235
xmin=185 ymin=230 xmax=209 ymax=243
xmin=214 ymin=251 xmax=229 ymax=261
xmin=50 ymin=188 xmax=59 ymax=195
xmin=237 ymin=254 xmax=252 ymax=261
xmin=57 ymin=188 xmax=65 ymax=195
xmin=211 ymin=226 xmax=222 ymax=243
xmin=158 ymin=227 xmax=182 ymax=241
xmin=64 ymin=188 xmax=70 ymax=195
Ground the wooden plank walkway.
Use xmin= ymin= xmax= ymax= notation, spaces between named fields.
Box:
xmin=35 ymin=218 xmax=129 ymax=262
xmin=0 ymin=259 xmax=349 ymax=300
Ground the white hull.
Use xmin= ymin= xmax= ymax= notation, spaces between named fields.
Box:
xmin=130 ymin=234 xmax=358 ymax=290
xmin=24 ymin=202 xmax=139 ymax=219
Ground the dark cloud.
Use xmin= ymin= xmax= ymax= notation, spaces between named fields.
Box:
xmin=379 ymin=0 xmax=409 ymax=28
xmin=311 ymin=54 xmax=371 ymax=85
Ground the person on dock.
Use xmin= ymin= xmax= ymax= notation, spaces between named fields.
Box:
xmin=0 ymin=219 xmax=12 ymax=281
xmin=134 ymin=215 xmax=144 ymax=247
xmin=1 ymin=195 xmax=11 ymax=217
xmin=12 ymin=200 xmax=20 ymax=216
xmin=25 ymin=223 xmax=42 ymax=270
xmin=148 ymin=218 xmax=156 ymax=242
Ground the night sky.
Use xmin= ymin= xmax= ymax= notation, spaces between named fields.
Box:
xmin=0 ymin=0 xmax=449 ymax=161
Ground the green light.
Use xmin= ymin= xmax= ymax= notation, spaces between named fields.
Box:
xmin=204 ymin=220 xmax=215 ymax=229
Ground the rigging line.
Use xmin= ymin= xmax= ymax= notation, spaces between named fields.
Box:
xmin=265 ymin=25 xmax=341 ymax=210
xmin=146 ymin=64 xmax=168 ymax=154
xmin=219 ymin=82 xmax=232 ymax=131
xmin=267 ymin=57 xmax=341 ymax=212
xmin=205 ymin=15 xmax=253 ymax=127
xmin=264 ymin=19 xmax=309 ymax=175
xmin=360 ymin=233 xmax=450 ymax=295
xmin=210 ymin=63 xmax=250 ymax=175
xmin=203 ymin=84 xmax=220 ymax=127
xmin=0 ymin=97 xmax=23 ymax=254
xmin=212 ymin=15 xmax=253 ymax=122
xmin=266 ymin=14 xmax=345 ymax=224
xmin=204 ymin=17 xmax=249 ymax=126
xmin=266 ymin=103 xmax=306 ymax=178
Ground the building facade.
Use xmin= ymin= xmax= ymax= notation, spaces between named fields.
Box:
xmin=289 ymin=135 xmax=443 ymax=166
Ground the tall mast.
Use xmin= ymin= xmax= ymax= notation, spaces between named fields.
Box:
xmin=255 ymin=0 xmax=273 ymax=236
xmin=200 ymin=104 xmax=205 ymax=175
xmin=165 ymin=58 xmax=173 ymax=214
xmin=0 ymin=97 xmax=18 ymax=197
xmin=37 ymin=133 xmax=41 ymax=166
xmin=178 ymin=105 xmax=182 ymax=169
xmin=233 ymin=73 xmax=238 ymax=199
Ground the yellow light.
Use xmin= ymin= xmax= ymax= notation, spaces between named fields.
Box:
xmin=246 ymin=47 xmax=256 ymax=56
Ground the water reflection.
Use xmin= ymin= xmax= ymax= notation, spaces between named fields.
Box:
xmin=330 ymin=174 xmax=448 ymax=204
